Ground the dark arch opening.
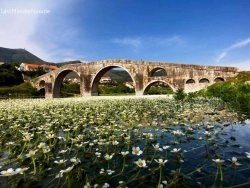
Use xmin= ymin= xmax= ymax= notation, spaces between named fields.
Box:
xmin=38 ymin=88 xmax=45 ymax=97
xmin=186 ymin=79 xmax=195 ymax=84
xmin=214 ymin=77 xmax=225 ymax=82
xmin=91 ymin=66 xmax=135 ymax=96
xmin=149 ymin=67 xmax=167 ymax=77
xmin=39 ymin=80 xmax=46 ymax=88
xmin=143 ymin=81 xmax=174 ymax=95
xmin=53 ymin=70 xmax=80 ymax=98
xmin=199 ymin=78 xmax=210 ymax=83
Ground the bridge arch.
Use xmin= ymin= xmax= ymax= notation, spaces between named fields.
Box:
xmin=53 ymin=69 xmax=80 ymax=98
xmin=90 ymin=65 xmax=136 ymax=96
xmin=39 ymin=80 xmax=46 ymax=88
xmin=143 ymin=80 xmax=175 ymax=95
xmin=149 ymin=67 xmax=167 ymax=77
xmin=199 ymin=78 xmax=210 ymax=83
xmin=186 ymin=79 xmax=195 ymax=84
xmin=214 ymin=77 xmax=225 ymax=82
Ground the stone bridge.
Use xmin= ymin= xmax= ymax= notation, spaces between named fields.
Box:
xmin=32 ymin=59 xmax=238 ymax=98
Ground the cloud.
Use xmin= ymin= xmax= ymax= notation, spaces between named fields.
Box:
xmin=216 ymin=52 xmax=227 ymax=63
xmin=150 ymin=35 xmax=185 ymax=47
xmin=112 ymin=37 xmax=142 ymax=48
xmin=228 ymin=38 xmax=250 ymax=50
xmin=216 ymin=37 xmax=250 ymax=62
xmin=112 ymin=35 xmax=185 ymax=49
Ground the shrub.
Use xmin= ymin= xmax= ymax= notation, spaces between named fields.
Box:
xmin=174 ymin=88 xmax=186 ymax=101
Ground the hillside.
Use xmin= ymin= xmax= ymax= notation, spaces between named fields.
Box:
xmin=0 ymin=47 xmax=49 ymax=65
xmin=206 ymin=71 xmax=250 ymax=119
xmin=106 ymin=69 xmax=133 ymax=82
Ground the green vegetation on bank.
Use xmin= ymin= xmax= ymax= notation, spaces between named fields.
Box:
xmin=205 ymin=71 xmax=250 ymax=119
xmin=99 ymin=83 xmax=134 ymax=95
xmin=0 ymin=82 xmax=41 ymax=98
xmin=0 ymin=64 xmax=23 ymax=86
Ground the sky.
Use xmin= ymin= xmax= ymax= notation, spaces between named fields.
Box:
xmin=0 ymin=0 xmax=250 ymax=70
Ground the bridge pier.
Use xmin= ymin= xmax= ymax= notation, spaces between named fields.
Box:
xmin=135 ymin=90 xmax=144 ymax=96
xmin=45 ymin=93 xmax=53 ymax=99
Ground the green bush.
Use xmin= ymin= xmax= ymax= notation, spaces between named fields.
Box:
xmin=174 ymin=88 xmax=186 ymax=101
xmin=61 ymin=83 xmax=80 ymax=95
xmin=147 ymin=86 xmax=173 ymax=95
xmin=0 ymin=82 xmax=38 ymax=98
xmin=206 ymin=79 xmax=250 ymax=119
xmin=0 ymin=64 xmax=23 ymax=86
xmin=98 ymin=83 xmax=134 ymax=95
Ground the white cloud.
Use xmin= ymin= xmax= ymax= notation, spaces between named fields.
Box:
xmin=112 ymin=35 xmax=185 ymax=50
xmin=216 ymin=52 xmax=227 ymax=63
xmin=216 ymin=37 xmax=250 ymax=62
xmin=112 ymin=37 xmax=142 ymax=48
xmin=228 ymin=38 xmax=250 ymax=50
xmin=150 ymin=35 xmax=185 ymax=46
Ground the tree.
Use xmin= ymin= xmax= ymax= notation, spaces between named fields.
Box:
xmin=174 ymin=88 xmax=186 ymax=101
xmin=0 ymin=64 xmax=23 ymax=86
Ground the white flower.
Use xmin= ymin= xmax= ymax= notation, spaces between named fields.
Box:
xmin=56 ymin=165 xmax=74 ymax=178
xmin=62 ymin=165 xmax=74 ymax=173
xmin=204 ymin=131 xmax=211 ymax=136
xmin=228 ymin=157 xmax=241 ymax=166
xmin=42 ymin=146 xmax=51 ymax=153
xmin=5 ymin=141 xmax=15 ymax=146
xmin=212 ymin=158 xmax=224 ymax=164
xmin=106 ymin=169 xmax=115 ymax=175
xmin=170 ymin=148 xmax=181 ymax=153
xmin=163 ymin=145 xmax=170 ymax=150
xmin=54 ymin=159 xmax=67 ymax=164
xmin=245 ymin=151 xmax=250 ymax=158
xmin=104 ymin=153 xmax=114 ymax=160
xmin=15 ymin=167 xmax=29 ymax=174
xmin=59 ymin=149 xmax=68 ymax=154
xmin=70 ymin=157 xmax=81 ymax=165
xmin=132 ymin=146 xmax=143 ymax=156
xmin=95 ymin=152 xmax=101 ymax=158
xmin=153 ymin=143 xmax=163 ymax=151
xmin=112 ymin=140 xmax=119 ymax=145
xmin=99 ymin=168 xmax=105 ymax=174
xmin=135 ymin=158 xmax=147 ymax=168
xmin=207 ymin=125 xmax=214 ymax=129
xmin=37 ymin=142 xmax=46 ymax=149
xmin=26 ymin=150 xmax=37 ymax=158
xmin=102 ymin=183 xmax=110 ymax=188
xmin=154 ymin=158 xmax=168 ymax=166
xmin=0 ymin=168 xmax=16 ymax=176
xmin=121 ymin=151 xmax=129 ymax=156
xmin=46 ymin=133 xmax=55 ymax=139
xmin=162 ymin=180 xmax=167 ymax=185
xmin=173 ymin=130 xmax=185 ymax=136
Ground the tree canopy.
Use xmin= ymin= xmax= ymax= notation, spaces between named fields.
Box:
xmin=0 ymin=64 xmax=23 ymax=86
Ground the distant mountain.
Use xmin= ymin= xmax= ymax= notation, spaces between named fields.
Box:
xmin=0 ymin=47 xmax=50 ymax=65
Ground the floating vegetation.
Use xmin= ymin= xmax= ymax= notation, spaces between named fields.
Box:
xmin=0 ymin=97 xmax=249 ymax=187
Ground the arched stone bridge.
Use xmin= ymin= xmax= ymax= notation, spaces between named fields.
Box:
xmin=32 ymin=59 xmax=238 ymax=98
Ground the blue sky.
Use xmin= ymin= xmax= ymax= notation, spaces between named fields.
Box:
xmin=0 ymin=0 xmax=250 ymax=70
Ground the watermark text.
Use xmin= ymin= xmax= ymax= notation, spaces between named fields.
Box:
xmin=0 ymin=8 xmax=50 ymax=15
